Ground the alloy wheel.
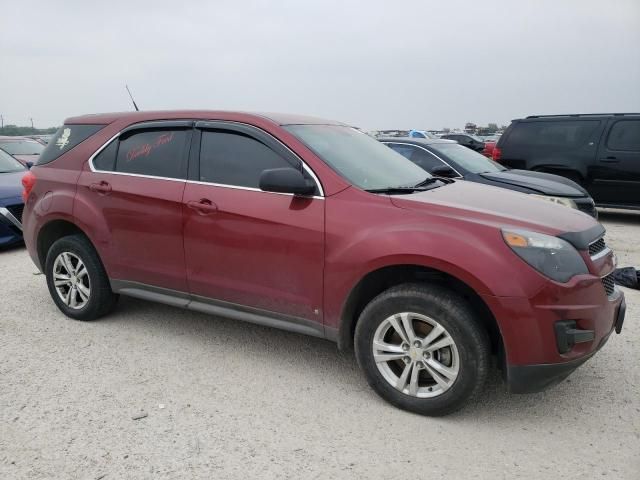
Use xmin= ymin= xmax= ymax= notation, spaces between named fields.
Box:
xmin=52 ymin=252 xmax=91 ymax=310
xmin=372 ymin=312 xmax=460 ymax=398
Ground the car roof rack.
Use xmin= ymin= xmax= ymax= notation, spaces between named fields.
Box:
xmin=525 ymin=113 xmax=639 ymax=119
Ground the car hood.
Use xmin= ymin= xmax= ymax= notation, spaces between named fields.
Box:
xmin=0 ymin=171 xmax=25 ymax=201
xmin=479 ymin=169 xmax=587 ymax=197
xmin=391 ymin=181 xmax=597 ymax=236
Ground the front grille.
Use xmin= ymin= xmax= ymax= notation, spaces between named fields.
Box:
xmin=6 ymin=204 xmax=24 ymax=224
xmin=601 ymin=273 xmax=615 ymax=297
xmin=588 ymin=237 xmax=606 ymax=257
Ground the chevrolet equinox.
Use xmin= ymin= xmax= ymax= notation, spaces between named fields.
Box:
xmin=22 ymin=111 xmax=626 ymax=416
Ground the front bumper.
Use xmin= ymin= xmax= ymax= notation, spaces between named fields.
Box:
xmin=481 ymin=273 xmax=625 ymax=393
xmin=0 ymin=206 xmax=23 ymax=247
xmin=507 ymin=296 xmax=625 ymax=393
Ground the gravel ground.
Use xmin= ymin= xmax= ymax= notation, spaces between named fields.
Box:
xmin=1 ymin=210 xmax=639 ymax=479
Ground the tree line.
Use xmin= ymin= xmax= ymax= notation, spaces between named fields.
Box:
xmin=0 ymin=125 xmax=59 ymax=136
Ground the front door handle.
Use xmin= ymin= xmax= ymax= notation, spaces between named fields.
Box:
xmin=187 ymin=199 xmax=218 ymax=215
xmin=600 ymin=156 xmax=620 ymax=163
xmin=89 ymin=181 xmax=112 ymax=194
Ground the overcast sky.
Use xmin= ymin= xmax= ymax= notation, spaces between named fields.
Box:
xmin=2 ymin=0 xmax=639 ymax=130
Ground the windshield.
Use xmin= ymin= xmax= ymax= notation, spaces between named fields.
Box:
xmin=429 ymin=143 xmax=506 ymax=174
xmin=0 ymin=149 xmax=26 ymax=173
xmin=0 ymin=140 xmax=44 ymax=156
xmin=285 ymin=125 xmax=429 ymax=190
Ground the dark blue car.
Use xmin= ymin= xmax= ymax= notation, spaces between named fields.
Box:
xmin=0 ymin=149 xmax=26 ymax=248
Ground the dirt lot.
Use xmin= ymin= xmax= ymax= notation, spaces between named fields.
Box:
xmin=1 ymin=210 xmax=639 ymax=479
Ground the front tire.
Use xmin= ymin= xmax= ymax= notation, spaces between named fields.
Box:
xmin=45 ymin=234 xmax=118 ymax=321
xmin=355 ymin=283 xmax=490 ymax=416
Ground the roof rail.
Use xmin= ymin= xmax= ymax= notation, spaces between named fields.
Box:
xmin=525 ymin=113 xmax=639 ymax=119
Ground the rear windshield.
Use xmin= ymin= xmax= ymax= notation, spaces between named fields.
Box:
xmin=505 ymin=120 xmax=599 ymax=149
xmin=37 ymin=124 xmax=106 ymax=165
xmin=0 ymin=140 xmax=44 ymax=156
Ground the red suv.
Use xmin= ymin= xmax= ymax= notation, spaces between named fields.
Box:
xmin=22 ymin=111 xmax=625 ymax=416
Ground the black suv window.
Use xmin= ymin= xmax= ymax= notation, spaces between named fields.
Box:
xmin=607 ymin=120 xmax=640 ymax=151
xmin=199 ymin=130 xmax=296 ymax=188
xmin=115 ymin=129 xmax=189 ymax=179
xmin=507 ymin=120 xmax=599 ymax=148
xmin=387 ymin=144 xmax=444 ymax=172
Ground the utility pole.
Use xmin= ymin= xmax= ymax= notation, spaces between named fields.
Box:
xmin=30 ymin=117 xmax=34 ymax=129
xmin=0 ymin=114 xmax=3 ymax=129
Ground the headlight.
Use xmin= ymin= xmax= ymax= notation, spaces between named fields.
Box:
xmin=529 ymin=194 xmax=578 ymax=210
xmin=502 ymin=229 xmax=588 ymax=282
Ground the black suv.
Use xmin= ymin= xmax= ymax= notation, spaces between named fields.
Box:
xmin=494 ymin=114 xmax=640 ymax=210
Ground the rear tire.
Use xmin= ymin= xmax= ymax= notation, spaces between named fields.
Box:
xmin=354 ymin=283 xmax=490 ymax=416
xmin=45 ymin=234 xmax=118 ymax=320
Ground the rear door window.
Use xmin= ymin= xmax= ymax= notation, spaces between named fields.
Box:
xmin=506 ymin=120 xmax=599 ymax=149
xmin=607 ymin=120 xmax=640 ymax=151
xmin=92 ymin=140 xmax=118 ymax=171
xmin=115 ymin=129 xmax=190 ymax=179
xmin=37 ymin=124 xmax=105 ymax=165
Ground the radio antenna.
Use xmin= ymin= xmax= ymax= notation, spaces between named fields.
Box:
xmin=125 ymin=84 xmax=140 ymax=111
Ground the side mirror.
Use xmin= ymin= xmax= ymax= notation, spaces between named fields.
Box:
xmin=431 ymin=165 xmax=457 ymax=178
xmin=259 ymin=168 xmax=316 ymax=196
xmin=25 ymin=161 xmax=34 ymax=170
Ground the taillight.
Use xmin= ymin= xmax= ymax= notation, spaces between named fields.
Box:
xmin=492 ymin=146 xmax=502 ymax=162
xmin=22 ymin=171 xmax=36 ymax=202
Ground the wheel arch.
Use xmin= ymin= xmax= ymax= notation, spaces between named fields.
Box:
xmin=337 ymin=264 xmax=504 ymax=360
xmin=36 ymin=219 xmax=92 ymax=270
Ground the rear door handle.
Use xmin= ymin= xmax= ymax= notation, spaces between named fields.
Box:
xmin=600 ymin=156 xmax=619 ymax=163
xmin=89 ymin=181 xmax=112 ymax=194
xmin=187 ymin=199 xmax=218 ymax=215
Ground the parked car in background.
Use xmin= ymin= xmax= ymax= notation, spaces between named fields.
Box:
xmin=22 ymin=110 xmax=624 ymax=416
xmin=408 ymin=129 xmax=437 ymax=139
xmin=0 ymin=136 xmax=44 ymax=166
xmin=494 ymin=113 xmax=640 ymax=210
xmin=27 ymin=134 xmax=53 ymax=145
xmin=380 ymin=137 xmax=598 ymax=218
xmin=0 ymin=148 xmax=26 ymax=248
xmin=481 ymin=139 xmax=496 ymax=158
xmin=440 ymin=133 xmax=485 ymax=152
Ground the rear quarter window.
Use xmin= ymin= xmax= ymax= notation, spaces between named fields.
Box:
xmin=607 ymin=120 xmax=640 ymax=151
xmin=504 ymin=120 xmax=599 ymax=150
xmin=37 ymin=124 xmax=106 ymax=165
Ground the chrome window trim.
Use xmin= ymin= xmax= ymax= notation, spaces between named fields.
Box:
xmin=0 ymin=207 xmax=22 ymax=231
xmin=383 ymin=141 xmax=464 ymax=178
xmin=88 ymin=121 xmax=325 ymax=198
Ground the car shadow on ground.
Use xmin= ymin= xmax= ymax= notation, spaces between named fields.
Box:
xmin=598 ymin=208 xmax=640 ymax=225
xmin=97 ymin=295 xmax=606 ymax=421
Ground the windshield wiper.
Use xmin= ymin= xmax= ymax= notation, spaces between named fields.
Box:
xmin=365 ymin=186 xmax=434 ymax=194
xmin=412 ymin=177 xmax=442 ymax=187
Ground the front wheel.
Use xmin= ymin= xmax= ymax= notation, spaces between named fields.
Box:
xmin=45 ymin=234 xmax=118 ymax=321
xmin=355 ymin=283 xmax=490 ymax=416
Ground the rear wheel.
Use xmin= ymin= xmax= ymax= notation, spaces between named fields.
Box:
xmin=355 ymin=283 xmax=490 ymax=416
xmin=45 ymin=234 xmax=118 ymax=320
